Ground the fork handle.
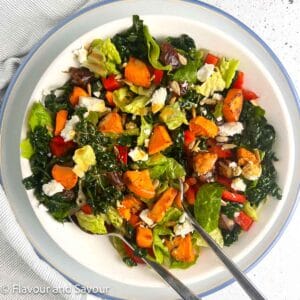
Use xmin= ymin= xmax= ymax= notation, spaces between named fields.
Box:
xmin=184 ymin=205 xmax=266 ymax=300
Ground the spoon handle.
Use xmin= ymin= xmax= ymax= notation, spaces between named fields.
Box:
xmin=109 ymin=233 xmax=200 ymax=300
xmin=183 ymin=205 xmax=266 ymax=300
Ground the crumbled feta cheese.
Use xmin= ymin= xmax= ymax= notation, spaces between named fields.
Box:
xmin=42 ymin=180 xmax=64 ymax=196
xmin=61 ymin=115 xmax=80 ymax=142
xmin=218 ymin=122 xmax=244 ymax=137
xmin=216 ymin=116 xmax=223 ymax=122
xmin=178 ymin=213 xmax=186 ymax=224
xmin=140 ymin=209 xmax=154 ymax=227
xmin=93 ymin=91 xmax=101 ymax=98
xmin=174 ymin=219 xmax=194 ymax=237
xmin=151 ymin=87 xmax=167 ymax=113
xmin=234 ymin=212 xmax=241 ymax=219
xmin=231 ymin=177 xmax=246 ymax=192
xmin=229 ymin=161 xmax=237 ymax=168
xmin=197 ymin=63 xmax=215 ymax=82
xmin=144 ymin=139 xmax=150 ymax=148
xmin=212 ymin=93 xmax=224 ymax=101
xmin=72 ymin=145 xmax=96 ymax=178
xmin=73 ymin=46 xmax=88 ymax=64
xmin=78 ymin=96 xmax=108 ymax=113
xmin=128 ymin=147 xmax=148 ymax=162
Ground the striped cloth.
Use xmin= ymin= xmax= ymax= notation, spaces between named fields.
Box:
xmin=0 ymin=1 xmax=99 ymax=299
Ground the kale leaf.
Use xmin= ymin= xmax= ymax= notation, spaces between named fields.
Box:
xmin=221 ymin=202 xmax=242 ymax=219
xmin=112 ymin=15 xmax=148 ymax=61
xmin=222 ymin=225 xmax=241 ymax=246
xmin=167 ymin=34 xmax=196 ymax=52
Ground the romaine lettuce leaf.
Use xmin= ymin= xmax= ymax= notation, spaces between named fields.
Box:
xmin=159 ymin=207 xmax=183 ymax=224
xmin=124 ymin=95 xmax=149 ymax=115
xmin=172 ymin=50 xmax=203 ymax=83
xmin=146 ymin=153 xmax=186 ymax=180
xmin=112 ymin=87 xmax=131 ymax=110
xmin=243 ymin=201 xmax=258 ymax=221
xmin=75 ymin=211 xmax=107 ymax=234
xmin=20 ymin=138 xmax=34 ymax=159
xmin=219 ymin=57 xmax=239 ymax=88
xmin=28 ymin=102 xmax=52 ymax=131
xmin=143 ymin=25 xmax=171 ymax=71
xmin=194 ymin=70 xmax=226 ymax=97
xmin=159 ymin=102 xmax=188 ymax=130
xmin=193 ymin=228 xmax=224 ymax=248
xmin=137 ymin=116 xmax=152 ymax=146
xmin=83 ymin=38 xmax=121 ymax=77
xmin=107 ymin=206 xmax=123 ymax=228
xmin=194 ymin=183 xmax=224 ymax=232
xmin=152 ymin=226 xmax=172 ymax=264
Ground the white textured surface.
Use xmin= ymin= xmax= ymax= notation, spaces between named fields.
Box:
xmin=0 ymin=0 xmax=299 ymax=300
xmin=201 ymin=1 xmax=300 ymax=300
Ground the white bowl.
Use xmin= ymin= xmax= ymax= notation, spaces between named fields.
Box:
xmin=1 ymin=1 xmax=299 ymax=299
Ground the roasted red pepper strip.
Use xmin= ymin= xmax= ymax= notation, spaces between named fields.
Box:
xmin=204 ymin=53 xmax=219 ymax=65
xmin=102 ymin=75 xmax=121 ymax=91
xmin=123 ymin=243 xmax=145 ymax=264
xmin=232 ymin=71 xmax=244 ymax=89
xmin=184 ymin=130 xmax=196 ymax=146
xmin=242 ymin=89 xmax=258 ymax=100
xmin=81 ymin=204 xmax=93 ymax=215
xmin=185 ymin=186 xmax=197 ymax=205
xmin=115 ymin=145 xmax=128 ymax=164
xmin=49 ymin=136 xmax=76 ymax=157
xmin=222 ymin=190 xmax=246 ymax=204
xmin=210 ymin=145 xmax=232 ymax=158
xmin=153 ymin=69 xmax=164 ymax=85
xmin=215 ymin=176 xmax=232 ymax=188
xmin=235 ymin=211 xmax=253 ymax=231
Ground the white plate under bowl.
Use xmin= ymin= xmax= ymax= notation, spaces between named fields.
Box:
xmin=0 ymin=1 xmax=299 ymax=299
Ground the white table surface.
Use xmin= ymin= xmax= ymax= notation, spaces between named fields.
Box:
xmin=90 ymin=1 xmax=300 ymax=300
xmin=202 ymin=1 xmax=300 ymax=300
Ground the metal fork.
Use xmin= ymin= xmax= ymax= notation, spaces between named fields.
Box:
xmin=178 ymin=180 xmax=266 ymax=300
xmin=69 ymin=215 xmax=200 ymax=300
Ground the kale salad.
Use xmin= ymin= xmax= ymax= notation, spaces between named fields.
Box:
xmin=21 ymin=16 xmax=281 ymax=268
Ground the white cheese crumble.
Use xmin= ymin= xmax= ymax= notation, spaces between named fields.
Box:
xmin=78 ymin=96 xmax=108 ymax=113
xmin=212 ymin=93 xmax=224 ymax=101
xmin=42 ymin=180 xmax=64 ymax=196
xmin=128 ymin=147 xmax=149 ymax=162
xmin=231 ymin=177 xmax=247 ymax=192
xmin=61 ymin=115 xmax=80 ymax=142
xmin=218 ymin=122 xmax=244 ymax=137
xmin=140 ymin=209 xmax=154 ymax=227
xmin=151 ymin=87 xmax=167 ymax=113
xmin=196 ymin=63 xmax=215 ymax=82
xmin=73 ymin=46 xmax=88 ymax=64
xmin=174 ymin=219 xmax=194 ymax=237
xmin=93 ymin=91 xmax=101 ymax=98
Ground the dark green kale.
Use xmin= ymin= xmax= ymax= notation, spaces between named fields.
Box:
xmin=221 ymin=203 xmax=242 ymax=219
xmin=34 ymin=188 xmax=76 ymax=222
xmin=222 ymin=225 xmax=241 ymax=246
xmin=163 ymin=128 xmax=187 ymax=169
xmin=123 ymin=257 xmax=137 ymax=267
xmin=44 ymin=82 xmax=73 ymax=114
xmin=112 ymin=15 xmax=148 ymax=61
xmin=167 ymin=34 xmax=196 ymax=52
xmin=22 ymin=126 xmax=52 ymax=188
xmin=178 ymin=89 xmax=203 ymax=110
xmin=245 ymin=153 xmax=282 ymax=205
xmin=233 ymin=101 xmax=282 ymax=204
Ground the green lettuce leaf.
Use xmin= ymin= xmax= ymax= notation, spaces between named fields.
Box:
xmin=194 ymin=183 xmax=224 ymax=232
xmin=107 ymin=206 xmax=123 ymax=229
xmin=243 ymin=201 xmax=258 ymax=221
xmin=170 ymin=260 xmax=196 ymax=269
xmin=137 ymin=116 xmax=152 ymax=146
xmin=159 ymin=102 xmax=188 ymax=130
xmin=112 ymin=87 xmax=130 ymax=110
xmin=172 ymin=50 xmax=203 ymax=83
xmin=129 ymin=83 xmax=156 ymax=97
xmin=193 ymin=228 xmax=224 ymax=248
xmin=143 ymin=25 xmax=171 ymax=71
xmin=152 ymin=226 xmax=172 ymax=264
xmin=28 ymin=102 xmax=52 ymax=131
xmin=124 ymin=95 xmax=149 ymax=115
xmin=146 ymin=153 xmax=186 ymax=180
xmin=75 ymin=211 xmax=107 ymax=234
xmin=219 ymin=57 xmax=240 ymax=88
xmin=20 ymin=138 xmax=34 ymax=159
xmin=84 ymin=38 xmax=121 ymax=77
xmin=194 ymin=70 xmax=226 ymax=97
xmin=159 ymin=207 xmax=183 ymax=224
